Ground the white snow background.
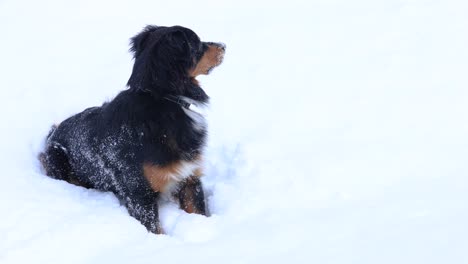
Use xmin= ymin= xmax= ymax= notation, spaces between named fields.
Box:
xmin=1 ymin=0 xmax=467 ymax=263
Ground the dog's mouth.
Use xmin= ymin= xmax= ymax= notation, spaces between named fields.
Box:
xmin=190 ymin=42 xmax=225 ymax=77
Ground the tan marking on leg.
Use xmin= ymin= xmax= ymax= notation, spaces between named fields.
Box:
xmin=156 ymin=224 xmax=165 ymax=235
xmin=182 ymin=190 xmax=197 ymax=214
xmin=177 ymin=176 xmax=202 ymax=214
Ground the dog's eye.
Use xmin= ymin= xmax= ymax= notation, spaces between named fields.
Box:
xmin=195 ymin=51 xmax=204 ymax=61
xmin=194 ymin=45 xmax=205 ymax=60
xmin=191 ymin=43 xmax=208 ymax=63
xmin=196 ymin=44 xmax=208 ymax=57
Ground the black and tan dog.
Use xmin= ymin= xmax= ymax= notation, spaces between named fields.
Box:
xmin=39 ymin=25 xmax=225 ymax=234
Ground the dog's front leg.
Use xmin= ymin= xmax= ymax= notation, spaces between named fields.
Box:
xmin=125 ymin=193 xmax=163 ymax=234
xmin=175 ymin=176 xmax=207 ymax=215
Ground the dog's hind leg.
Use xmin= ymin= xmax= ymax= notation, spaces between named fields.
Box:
xmin=39 ymin=142 xmax=72 ymax=181
xmin=39 ymin=142 xmax=90 ymax=188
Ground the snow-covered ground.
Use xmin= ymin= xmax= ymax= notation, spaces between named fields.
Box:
xmin=1 ymin=0 xmax=468 ymax=263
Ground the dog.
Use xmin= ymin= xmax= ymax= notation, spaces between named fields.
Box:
xmin=39 ymin=25 xmax=225 ymax=234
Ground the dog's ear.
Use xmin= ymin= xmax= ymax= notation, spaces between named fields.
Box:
xmin=127 ymin=27 xmax=196 ymax=95
xmin=162 ymin=30 xmax=191 ymax=59
xmin=129 ymin=25 xmax=159 ymax=58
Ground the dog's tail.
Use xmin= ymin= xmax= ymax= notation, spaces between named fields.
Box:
xmin=38 ymin=124 xmax=91 ymax=188
xmin=38 ymin=124 xmax=58 ymax=164
xmin=38 ymin=124 xmax=61 ymax=176
xmin=45 ymin=124 xmax=58 ymax=140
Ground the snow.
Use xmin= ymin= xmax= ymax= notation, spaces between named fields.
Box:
xmin=1 ymin=0 xmax=468 ymax=263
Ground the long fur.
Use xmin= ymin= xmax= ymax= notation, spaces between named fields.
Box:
xmin=39 ymin=25 xmax=225 ymax=234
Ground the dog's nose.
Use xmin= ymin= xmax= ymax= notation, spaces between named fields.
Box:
xmin=207 ymin=42 xmax=226 ymax=51
xmin=217 ymin=43 xmax=226 ymax=51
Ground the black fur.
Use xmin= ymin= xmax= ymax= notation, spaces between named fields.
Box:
xmin=39 ymin=25 xmax=225 ymax=234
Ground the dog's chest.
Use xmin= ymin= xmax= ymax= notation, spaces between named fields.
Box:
xmin=183 ymin=106 xmax=207 ymax=132
xmin=141 ymin=107 xmax=207 ymax=196
xmin=143 ymin=159 xmax=202 ymax=195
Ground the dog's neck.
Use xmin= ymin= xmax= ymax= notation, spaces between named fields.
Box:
xmin=163 ymin=95 xmax=191 ymax=109
xmin=136 ymin=81 xmax=209 ymax=107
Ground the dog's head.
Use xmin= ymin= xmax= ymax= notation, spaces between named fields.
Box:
xmin=127 ymin=25 xmax=225 ymax=102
